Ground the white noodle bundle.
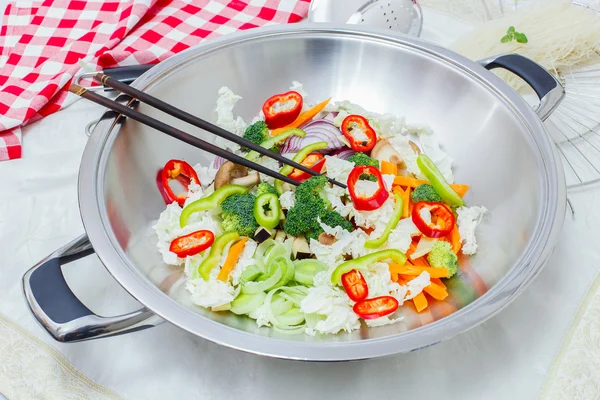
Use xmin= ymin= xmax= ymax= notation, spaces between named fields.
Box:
xmin=450 ymin=0 xmax=600 ymax=92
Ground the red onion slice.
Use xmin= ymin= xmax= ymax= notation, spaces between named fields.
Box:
xmin=211 ymin=148 xmax=232 ymax=169
xmin=280 ymin=119 xmax=344 ymax=154
xmin=332 ymin=149 xmax=356 ymax=160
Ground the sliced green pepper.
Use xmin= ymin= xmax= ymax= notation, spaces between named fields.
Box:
xmin=416 ymin=154 xmax=464 ymax=207
xmin=330 ymin=249 xmax=406 ymax=285
xmin=198 ymin=231 xmax=240 ymax=280
xmin=364 ymin=192 xmax=403 ymax=249
xmin=180 ymin=184 xmax=248 ymax=227
xmin=254 ymin=193 xmax=281 ymax=229
xmin=245 ymin=128 xmax=306 ymax=161
xmin=275 ymin=141 xmax=329 ymax=195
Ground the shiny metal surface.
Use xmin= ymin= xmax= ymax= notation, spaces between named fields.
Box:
xmin=74 ymin=24 xmax=565 ymax=360
xmin=347 ymin=0 xmax=423 ymax=36
xmin=22 ymin=234 xmax=163 ymax=342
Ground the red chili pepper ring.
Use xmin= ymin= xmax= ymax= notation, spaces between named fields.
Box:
xmin=411 ymin=201 xmax=456 ymax=238
xmin=262 ymin=91 xmax=303 ymax=129
xmin=160 ymin=159 xmax=200 ymax=207
xmin=341 ymin=115 xmax=377 ymax=152
xmin=347 ymin=165 xmax=390 ymax=211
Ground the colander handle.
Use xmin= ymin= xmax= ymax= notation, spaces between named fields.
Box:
xmin=478 ymin=54 xmax=565 ymax=121
xmin=22 ymin=234 xmax=163 ymax=342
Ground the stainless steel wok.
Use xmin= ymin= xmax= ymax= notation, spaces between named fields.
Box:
xmin=23 ymin=24 xmax=566 ymax=361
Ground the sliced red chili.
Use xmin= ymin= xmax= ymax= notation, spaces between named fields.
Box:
xmin=412 ymin=201 xmax=456 ymax=238
xmin=169 ymin=230 xmax=215 ymax=258
xmin=160 ymin=159 xmax=200 ymax=207
xmin=347 ymin=165 xmax=389 ymax=211
xmin=353 ymin=296 xmax=399 ymax=319
xmin=288 ymin=152 xmax=326 ymax=182
xmin=262 ymin=91 xmax=303 ymax=129
xmin=341 ymin=269 xmax=369 ymax=302
xmin=341 ymin=115 xmax=377 ymax=152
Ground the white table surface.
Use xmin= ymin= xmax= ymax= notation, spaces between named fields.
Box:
xmin=2 ymin=3 xmax=600 ymax=400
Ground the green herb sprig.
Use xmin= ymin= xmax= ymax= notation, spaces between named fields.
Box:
xmin=501 ymin=26 xmax=528 ymax=44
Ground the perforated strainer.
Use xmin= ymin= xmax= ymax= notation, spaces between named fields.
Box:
xmin=308 ymin=0 xmax=423 ymax=36
xmin=347 ymin=0 xmax=423 ymax=36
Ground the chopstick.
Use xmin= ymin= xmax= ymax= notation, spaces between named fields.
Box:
xmin=94 ymin=73 xmax=347 ymax=189
xmin=69 ymin=84 xmax=305 ymax=187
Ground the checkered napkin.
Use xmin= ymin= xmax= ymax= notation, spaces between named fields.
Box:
xmin=0 ymin=0 xmax=310 ymax=161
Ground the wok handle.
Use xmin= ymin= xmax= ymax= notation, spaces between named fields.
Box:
xmin=478 ymin=54 xmax=565 ymax=121
xmin=22 ymin=234 xmax=162 ymax=342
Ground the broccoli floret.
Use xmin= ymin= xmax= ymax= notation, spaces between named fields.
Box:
xmin=359 ymin=173 xmax=378 ymax=182
xmin=242 ymin=121 xmax=269 ymax=151
xmin=320 ymin=210 xmax=354 ymax=232
xmin=283 ymin=175 xmax=352 ymax=239
xmin=427 ymin=241 xmax=458 ymax=277
xmin=411 ymin=184 xmax=442 ymax=203
xmin=220 ymin=193 xmax=258 ymax=236
xmin=348 ymin=152 xmax=379 ymax=168
xmin=256 ymin=182 xmax=278 ymax=197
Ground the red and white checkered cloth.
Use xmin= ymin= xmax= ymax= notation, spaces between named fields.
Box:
xmin=0 ymin=0 xmax=310 ymax=161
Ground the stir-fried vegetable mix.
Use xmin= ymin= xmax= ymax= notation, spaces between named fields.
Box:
xmin=153 ymin=82 xmax=488 ymax=335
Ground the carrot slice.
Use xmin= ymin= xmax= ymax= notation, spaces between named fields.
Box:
xmin=449 ymin=225 xmax=461 ymax=254
xmin=402 ymin=187 xmax=411 ymax=218
xmin=424 ymin=282 xmax=449 ymax=301
xmin=270 ymin=98 xmax=331 ymax=136
xmin=411 ymin=256 xmax=430 ymax=267
xmin=381 ymin=160 xmax=398 ymax=175
xmin=413 ymin=292 xmax=428 ymax=312
xmin=393 ymin=176 xmax=470 ymax=197
xmin=431 ymin=277 xmax=447 ymax=289
xmin=389 ymin=263 xmax=450 ymax=278
xmin=217 ymin=237 xmax=248 ymax=282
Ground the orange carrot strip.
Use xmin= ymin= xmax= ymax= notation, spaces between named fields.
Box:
xmin=270 ymin=98 xmax=331 ymax=136
xmin=217 ymin=237 xmax=248 ymax=282
xmin=449 ymin=225 xmax=461 ymax=254
xmin=389 ymin=263 xmax=450 ymax=278
xmin=402 ymin=187 xmax=411 ymax=218
xmin=393 ymin=176 xmax=469 ymax=197
xmin=411 ymin=256 xmax=430 ymax=267
xmin=413 ymin=292 xmax=428 ymax=312
xmin=392 ymin=186 xmax=404 ymax=197
xmin=381 ymin=160 xmax=398 ymax=175
xmin=424 ymin=282 xmax=449 ymax=301
xmin=431 ymin=277 xmax=446 ymax=289
xmin=390 ymin=271 xmax=399 ymax=283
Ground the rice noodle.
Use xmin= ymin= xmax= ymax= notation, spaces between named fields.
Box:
xmin=450 ymin=0 xmax=600 ymax=92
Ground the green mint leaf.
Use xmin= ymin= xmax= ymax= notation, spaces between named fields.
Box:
xmin=515 ymin=33 xmax=528 ymax=43
xmin=501 ymin=35 xmax=512 ymax=43
xmin=508 ymin=26 xmax=516 ymax=33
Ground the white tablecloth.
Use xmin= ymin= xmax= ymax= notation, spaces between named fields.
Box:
xmin=2 ymin=4 xmax=600 ymax=400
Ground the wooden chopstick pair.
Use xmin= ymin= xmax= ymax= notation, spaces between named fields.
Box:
xmin=69 ymin=74 xmax=347 ymax=189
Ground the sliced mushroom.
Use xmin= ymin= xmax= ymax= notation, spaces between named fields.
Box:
xmin=214 ymin=161 xmax=249 ymax=189
xmin=318 ymin=232 xmax=337 ymax=245
xmin=371 ymin=138 xmax=405 ymax=167
xmin=231 ymin=172 xmax=260 ymax=188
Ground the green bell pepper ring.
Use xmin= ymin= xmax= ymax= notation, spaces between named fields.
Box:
xmin=198 ymin=231 xmax=241 ymax=280
xmin=275 ymin=141 xmax=329 ymax=195
xmin=254 ymin=193 xmax=281 ymax=229
xmin=416 ymin=154 xmax=464 ymax=207
xmin=330 ymin=249 xmax=407 ymax=285
xmin=364 ymin=192 xmax=403 ymax=249
xmin=180 ymin=184 xmax=248 ymax=227
xmin=245 ymin=128 xmax=306 ymax=161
